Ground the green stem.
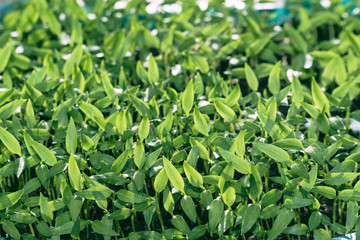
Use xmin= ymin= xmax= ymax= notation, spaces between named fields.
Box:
xmin=131 ymin=204 xmax=136 ymax=232
xmin=155 ymin=192 xmax=165 ymax=231
xmin=333 ymin=200 xmax=336 ymax=224
xmin=29 ymin=223 xmax=36 ymax=236
xmin=346 ymin=106 xmax=351 ymax=131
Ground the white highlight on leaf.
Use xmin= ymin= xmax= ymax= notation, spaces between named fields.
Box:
xmin=87 ymin=13 xmax=96 ymax=20
xmin=304 ymin=54 xmax=313 ymax=69
xmin=229 ymin=58 xmax=239 ymax=65
xmin=320 ymin=0 xmax=331 ymax=8
xmin=198 ymin=0 xmax=208 ymax=11
xmin=10 ymin=31 xmax=19 ymax=37
xmin=15 ymin=46 xmax=24 ymax=54
xmin=114 ymin=1 xmax=127 ymax=9
xmin=162 ymin=4 xmax=182 ymax=14
xmin=286 ymin=69 xmax=302 ymax=82
xmin=231 ymin=34 xmax=240 ymax=40
xmin=171 ymin=64 xmax=181 ymax=76
xmin=225 ymin=0 xmax=245 ymax=10
xmin=151 ymin=29 xmax=158 ymax=36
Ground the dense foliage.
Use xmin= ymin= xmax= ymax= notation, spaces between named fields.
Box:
xmin=1 ymin=0 xmax=360 ymax=239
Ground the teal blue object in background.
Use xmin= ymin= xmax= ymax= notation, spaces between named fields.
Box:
xmin=0 ymin=1 xmax=14 ymax=14
xmin=332 ymin=232 xmax=356 ymax=240
xmin=0 ymin=0 xmax=29 ymax=14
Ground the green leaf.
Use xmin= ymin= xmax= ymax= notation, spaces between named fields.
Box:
xmin=163 ymin=157 xmax=184 ymax=194
xmin=273 ymin=138 xmax=303 ymax=150
xmin=246 ymin=34 xmax=271 ymax=57
xmin=244 ymin=63 xmax=258 ymax=91
xmin=171 ymin=215 xmax=190 ymax=234
xmin=222 ymin=186 xmax=235 ymax=208
xmin=193 ymin=106 xmax=208 ymax=136
xmin=191 ymin=54 xmax=209 ymax=73
xmin=10 ymin=212 xmax=36 ymax=224
xmin=66 ymin=117 xmax=77 ymax=155
xmin=324 ymin=173 xmax=359 ymax=185
xmin=208 ymin=198 xmax=224 ymax=232
xmin=309 ymin=211 xmax=322 ymax=230
xmin=260 ymin=204 xmax=280 ymax=220
xmin=134 ymin=140 xmax=145 ymax=170
xmin=225 ymin=84 xmax=241 ymax=107
xmin=91 ymin=220 xmax=119 ymax=237
xmin=154 ymin=168 xmax=168 ymax=193
xmin=181 ymin=195 xmax=197 ymax=223
xmin=157 ymin=110 xmax=173 ymax=137
xmin=266 ymin=97 xmax=277 ymax=122
xmin=110 ymin=208 xmax=132 ymax=220
xmin=39 ymin=193 xmax=53 ymax=222
xmin=245 ymin=16 xmax=262 ymax=36
xmin=267 ymin=208 xmax=294 ymax=240
xmin=68 ymin=155 xmax=83 ymax=191
xmin=305 ymin=143 xmax=324 ymax=165
xmin=45 ymin=10 xmax=61 ymax=36
xmin=63 ymin=44 xmax=83 ymax=77
xmin=290 ymin=160 xmax=310 ymax=180
xmin=101 ymin=71 xmax=117 ymax=101
xmin=311 ymin=78 xmax=330 ymax=115
xmin=79 ymin=102 xmax=106 ymax=129
xmin=254 ymin=142 xmax=292 ymax=164
xmin=345 ymin=30 xmax=360 ymax=56
xmin=312 ymin=186 xmax=336 ymax=199
xmin=183 ymin=161 xmax=203 ymax=188
xmin=0 ymin=126 xmax=21 ymax=155
xmin=71 ymin=218 xmax=80 ymax=239
xmin=317 ymin=112 xmax=330 ymax=134
xmin=261 ymin=189 xmax=282 ymax=207
xmin=313 ymin=229 xmax=331 ymax=240
xmin=284 ymin=197 xmax=314 ymax=209
xmin=138 ymin=114 xmax=150 ymax=141
xmin=286 ymin=24 xmax=307 ymax=52
xmin=268 ymin=61 xmax=281 ymax=94
xmin=188 ymin=225 xmax=207 ymax=240
xmin=148 ymin=53 xmax=159 ymax=84
xmin=230 ymin=130 xmax=246 ymax=156
xmin=3 ymin=220 xmax=20 ymax=240
xmin=346 ymin=201 xmax=358 ymax=232
xmin=291 ymin=76 xmax=304 ymax=108
xmin=283 ymin=223 xmax=308 ymax=236
xmin=0 ymin=189 xmax=24 ymax=210
xmin=116 ymin=110 xmax=127 ymax=135
xmin=214 ymin=100 xmax=236 ymax=122
xmin=25 ymin=132 xmax=57 ymax=166
xmin=163 ymin=186 xmax=175 ymax=214
xmin=0 ymin=42 xmax=13 ymax=73
xmin=241 ymin=204 xmax=261 ymax=234
xmin=182 ymin=79 xmax=194 ymax=116
xmin=110 ymin=150 xmax=129 ymax=173
xmin=117 ymin=189 xmax=148 ymax=203
xmin=218 ymin=148 xmax=250 ymax=174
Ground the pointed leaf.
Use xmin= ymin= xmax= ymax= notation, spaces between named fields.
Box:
xmin=138 ymin=114 xmax=150 ymax=141
xmin=218 ymin=148 xmax=250 ymax=174
xmin=193 ymin=106 xmax=208 ymax=136
xmin=66 ymin=117 xmax=77 ymax=155
xmin=254 ymin=142 xmax=292 ymax=164
xmin=0 ymin=126 xmax=21 ymax=155
xmin=68 ymin=155 xmax=83 ymax=191
xmin=245 ymin=63 xmax=258 ymax=91
xmin=182 ymin=79 xmax=194 ymax=116
xmin=163 ymin=156 xmax=184 ymax=193
xmin=214 ymin=100 xmax=236 ymax=122
xmin=148 ymin=53 xmax=159 ymax=84
xmin=268 ymin=61 xmax=281 ymax=94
